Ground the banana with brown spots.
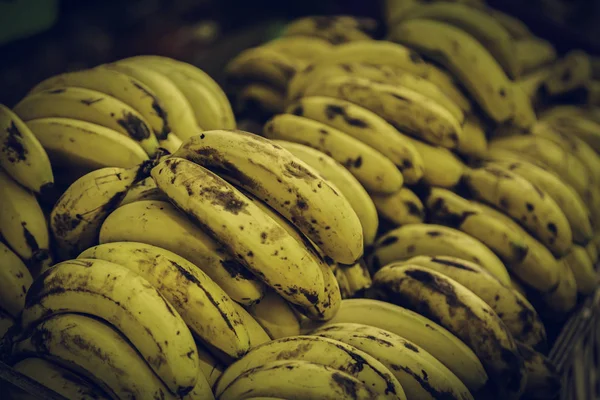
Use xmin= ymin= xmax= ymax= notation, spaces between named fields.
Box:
xmin=0 ymin=241 xmax=33 ymax=317
xmin=339 ymin=260 xmax=372 ymax=297
xmin=281 ymin=16 xmax=374 ymax=44
xmin=372 ymin=264 xmax=527 ymax=399
xmin=516 ymin=342 xmax=561 ymax=400
xmin=371 ymin=187 xmax=425 ymax=228
xmin=117 ymin=176 xmax=166 ymax=206
xmin=262 ymin=36 xmax=334 ymax=61
xmin=539 ymin=257 xmax=578 ymax=315
xmin=562 ymin=244 xmax=598 ymax=295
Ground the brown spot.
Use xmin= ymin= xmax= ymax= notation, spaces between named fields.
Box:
xmin=291 ymin=105 xmax=304 ymax=116
xmin=197 ymin=185 xmax=249 ymax=215
xmin=331 ymin=371 xmax=362 ymax=398
xmin=404 ymin=201 xmax=424 ymax=218
xmin=2 ymin=122 xmax=27 ymax=162
xmin=80 ymin=97 xmax=103 ymax=106
xmin=117 ymin=112 xmax=152 ymax=140
xmin=426 ymin=230 xmax=442 ymax=237
xmin=547 ymin=222 xmax=557 ymax=236
xmin=47 ymin=88 xmax=66 ymax=94
xmin=409 ymin=51 xmax=423 ymax=63
xmin=379 ymin=236 xmax=398 ymax=247
xmin=526 ymin=203 xmax=535 ymax=212
xmin=404 ymin=342 xmax=419 ymax=352
xmin=407 ymin=244 xmax=416 ymax=254
xmin=284 ymin=161 xmax=317 ymax=180
xmin=431 ymin=256 xmax=477 ymax=272
xmin=561 ymin=69 xmax=572 ymax=82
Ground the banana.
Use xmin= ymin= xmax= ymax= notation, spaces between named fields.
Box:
xmin=285 ymin=95 xmax=425 ymax=183
xmin=372 ymin=264 xmax=526 ymax=399
xmin=282 ymin=16 xmax=373 ymax=44
xmin=49 ymin=163 xmax=150 ymax=260
xmin=231 ymin=301 xmax=272 ymax=350
xmin=244 ymin=289 xmax=301 ymax=340
xmin=340 ymin=260 xmax=372 ymax=296
xmin=332 ymin=263 xmax=353 ymax=299
xmin=262 ymin=36 xmax=334 ymax=60
xmin=544 ymin=50 xmax=592 ymax=96
xmin=312 ymin=323 xmax=473 ymax=400
xmin=515 ymin=37 xmax=557 ymax=75
xmin=371 ymin=187 xmax=425 ymax=227
xmin=118 ymin=175 xmax=167 ymax=206
xmin=0 ymin=307 xmax=14 ymax=338
xmin=157 ymin=130 xmax=182 ymax=153
xmin=369 ymin=223 xmax=511 ymax=285
xmin=195 ymin=339 xmax=225 ymax=387
xmin=235 ymin=83 xmax=285 ymax=118
xmin=399 ymin=2 xmax=519 ymax=78
xmin=586 ymin=240 xmax=598 ymax=264
xmin=12 ymin=358 xmax=110 ymax=400
xmin=461 ymin=165 xmax=573 ymax=257
xmin=510 ymin=82 xmax=538 ymax=130
xmin=410 ymin=138 xmax=466 ymax=187
xmin=487 ymin=159 xmax=593 ymax=245
xmin=78 ymin=241 xmax=251 ymax=358
xmin=152 ymin=157 xmax=326 ymax=308
xmin=0 ymin=168 xmax=51 ymax=270
xmin=516 ymin=66 xmax=552 ymax=102
xmin=214 ymin=335 xmax=406 ymax=400
xmin=540 ymin=109 xmax=600 ymax=153
xmin=487 ymin=9 xmax=532 ymax=39
xmin=458 ymin=114 xmax=488 ymax=158
xmin=388 ymin=19 xmax=515 ymax=123
xmin=563 ymin=244 xmax=598 ymax=295
xmin=393 ymin=255 xmax=546 ymax=349
xmin=13 ymin=313 xmax=180 ymax=399
xmin=172 ymin=129 xmax=363 ymax=264
xmin=301 ymin=75 xmax=465 ymax=149
xmin=99 ymin=200 xmax=265 ymax=305
xmin=0 ymin=240 xmax=33 ymax=317
xmin=0 ymin=104 xmax=53 ymax=194
xmin=516 ymin=342 xmax=561 ymax=400
xmin=540 ymin=257 xmax=578 ymax=315
xmin=218 ymin=359 xmax=376 ymax=400
xmin=273 ymin=140 xmax=378 ymax=245
xmin=22 ymin=258 xmax=199 ymax=394
xmin=184 ymin=371 xmax=215 ymax=400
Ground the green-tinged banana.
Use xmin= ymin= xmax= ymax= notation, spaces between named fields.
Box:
xmin=231 ymin=301 xmax=272 ymax=349
xmin=13 ymin=313 xmax=180 ymax=399
xmin=12 ymin=358 xmax=110 ymax=400
xmin=340 ymin=260 xmax=372 ymax=296
xmin=461 ymin=165 xmax=573 ymax=257
xmin=235 ymin=83 xmax=285 ymax=117
xmin=371 ymin=187 xmax=425 ymax=227
xmin=458 ymin=114 xmax=488 ymax=158
xmin=282 ymin=16 xmax=373 ymax=44
xmin=99 ymin=200 xmax=265 ymax=305
xmin=218 ymin=359 xmax=377 ymax=400
xmin=285 ymin=95 xmax=425 ymax=183
xmin=586 ymin=240 xmax=598 ymax=264
xmin=369 ymin=223 xmax=511 ymax=285
xmin=563 ymin=245 xmax=598 ymax=295
xmin=487 ymin=159 xmax=593 ymax=245
xmin=540 ymin=257 xmax=578 ymax=315
xmin=245 ymin=289 xmax=301 ymax=340
xmin=510 ymin=83 xmax=538 ymax=130
xmin=515 ymin=37 xmax=557 ymax=75
xmin=308 ymin=298 xmax=488 ymax=391
xmin=214 ymin=335 xmax=406 ymax=400
xmin=152 ymin=157 xmax=325 ymax=308
xmin=105 ymin=62 xmax=199 ymax=141
xmin=313 ymin=323 xmax=473 ymax=400
xmin=0 ymin=241 xmax=33 ymax=317
xmin=389 ymin=19 xmax=515 ymax=123
xmin=172 ymin=129 xmax=363 ymax=264
xmin=0 ymin=168 xmax=50 ymax=268
xmin=26 ymin=117 xmax=148 ymax=171
xmin=424 ymin=187 xmax=530 ymax=265
xmin=0 ymin=308 xmax=14 ymax=338
xmin=0 ymin=104 xmax=53 ymax=194
xmin=545 ymin=50 xmax=592 ymax=96
xmin=50 ymin=163 xmax=150 ymax=260
xmin=118 ymin=175 xmax=166 ymax=206
xmin=264 ymin=114 xmax=403 ymax=194
xmin=399 ymin=2 xmax=519 ymax=78
xmin=14 ymin=87 xmax=159 ymax=156
xmin=22 ymin=258 xmax=199 ymax=394
xmin=78 ymin=241 xmax=251 ymax=358
xmin=301 ymin=75 xmax=464 ymax=149
xmin=516 ymin=342 xmax=561 ymax=400
xmin=372 ymin=265 xmax=526 ymax=399
xmin=195 ymin=339 xmax=225 ymax=387
xmin=393 ymin=255 xmax=546 ymax=349
xmin=488 ymin=9 xmax=532 ymax=39
xmin=262 ymin=36 xmax=334 ymax=60
xmin=410 ymin=137 xmax=466 ymax=187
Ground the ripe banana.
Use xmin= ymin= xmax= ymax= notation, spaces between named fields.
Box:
xmin=312 ymin=323 xmax=473 ymax=400
xmin=13 ymin=313 xmax=180 ymax=400
xmin=563 ymin=244 xmax=598 ymax=295
xmin=544 ymin=50 xmax=592 ymax=96
xmin=22 ymin=258 xmax=199 ymax=394
xmin=282 ymin=16 xmax=373 ymax=44
xmin=301 ymin=75 xmax=464 ymax=149
xmin=235 ymin=83 xmax=285 ymax=118
xmin=409 ymin=137 xmax=466 ymax=187
xmin=540 ymin=111 xmax=600 ymax=153
xmin=172 ymin=129 xmax=363 ymax=264
xmin=371 ymin=187 xmax=425 ymax=227
xmin=273 ymin=140 xmax=378 ymax=246
xmin=285 ymin=95 xmax=425 ymax=183
xmin=332 ymin=263 xmax=353 ymax=299
xmin=309 ymin=298 xmax=488 ymax=391
xmin=12 ymin=357 xmax=110 ymax=400
xmin=78 ymin=241 xmax=251 ymax=358
xmin=152 ymin=157 xmax=326 ymax=309
xmin=458 ymin=114 xmax=488 ymax=158
xmin=262 ymin=36 xmax=334 ymax=60
xmin=516 ymin=342 xmax=561 ymax=400
xmin=0 ymin=104 xmax=53 ymax=194
xmin=0 ymin=168 xmax=51 ymax=270
xmin=516 ymin=66 xmax=552 ymax=102
xmin=510 ymin=82 xmax=538 ymax=130
xmin=214 ymin=335 xmax=406 ymax=400
xmin=540 ymin=257 xmax=578 ymax=315
xmin=244 ymin=289 xmax=301 ymax=340
xmin=388 ymin=19 xmax=515 ymax=123
xmin=118 ymin=175 xmax=166 ymax=206
xmin=195 ymin=339 xmax=225 ymax=387
xmin=461 ymin=165 xmax=573 ymax=257
xmin=0 ymin=240 xmax=33 ymax=317
xmin=14 ymin=86 xmax=159 ymax=156
xmin=369 ymin=223 xmax=511 ymax=285
xmin=231 ymin=301 xmax=272 ymax=350
xmin=515 ymin=37 xmax=557 ymax=75
xmin=99 ymin=200 xmax=265 ymax=305
xmin=372 ymin=265 xmax=526 ymax=399
xmin=393 ymin=255 xmax=546 ymax=350
xmin=264 ymin=114 xmax=404 ymax=194
xmin=50 ymin=163 xmax=150 ymax=260
xmin=339 ymin=260 xmax=372 ymax=296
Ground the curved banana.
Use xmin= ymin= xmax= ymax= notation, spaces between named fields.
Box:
xmin=516 ymin=342 xmax=561 ymax=400
xmin=78 ymin=241 xmax=251 ymax=358
xmin=99 ymin=200 xmax=265 ymax=305
xmin=563 ymin=244 xmax=598 ymax=295
xmin=273 ymin=140 xmax=378 ymax=246
xmin=544 ymin=50 xmax=591 ymax=96
xmin=388 ymin=19 xmax=515 ymax=123
xmin=540 ymin=257 xmax=578 ymax=315
xmin=409 ymin=138 xmax=466 ymax=187
xmin=244 ymin=289 xmax=301 ymax=340
xmin=22 ymin=258 xmax=199 ymax=394
xmin=371 ymin=187 xmax=425 ymax=227
xmin=282 ymin=16 xmax=373 ymax=44
xmin=262 ymin=36 xmax=334 ymax=61
xmin=515 ymin=37 xmax=557 ymax=75
xmin=117 ymin=175 xmax=166 ymax=206
xmin=540 ymin=110 xmax=600 ymax=153
xmin=235 ymin=83 xmax=285 ymax=118
xmin=285 ymin=95 xmax=425 ymax=183
xmin=0 ymin=104 xmax=53 ymax=194
xmin=373 ymin=264 xmax=527 ymax=399
xmin=369 ymin=223 xmax=511 ymax=285
xmin=458 ymin=114 xmax=488 ymax=158
xmin=172 ymin=129 xmax=363 ymax=264
xmin=231 ymin=301 xmax=272 ymax=350
xmin=510 ymin=83 xmax=538 ymax=130
xmin=339 ymin=261 xmax=372 ymax=296
xmin=264 ymin=114 xmax=404 ymax=194
xmin=0 ymin=241 xmax=33 ymax=317
xmin=461 ymin=165 xmax=572 ymax=257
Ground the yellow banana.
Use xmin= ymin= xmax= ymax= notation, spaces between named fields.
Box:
xmin=244 ymin=289 xmax=301 ymax=340
xmin=231 ymin=301 xmax=272 ymax=350
xmin=262 ymin=36 xmax=334 ymax=60
xmin=516 ymin=342 xmax=561 ymax=400
xmin=458 ymin=114 xmax=488 ymax=158
xmin=282 ymin=16 xmax=373 ymax=44
xmin=339 ymin=260 xmax=372 ymax=296
xmin=544 ymin=50 xmax=592 ymax=96
xmin=515 ymin=37 xmax=557 ymax=75
xmin=371 ymin=187 xmax=425 ymax=227
xmin=117 ymin=175 xmax=166 ymax=206
xmin=409 ymin=137 xmax=466 ymax=187
xmin=540 ymin=257 xmax=578 ymax=315
xmin=562 ymin=244 xmax=598 ymax=295
xmin=235 ymin=83 xmax=285 ymax=118
xmin=194 ymin=339 xmax=225 ymax=387
xmin=0 ymin=241 xmax=33 ymax=317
